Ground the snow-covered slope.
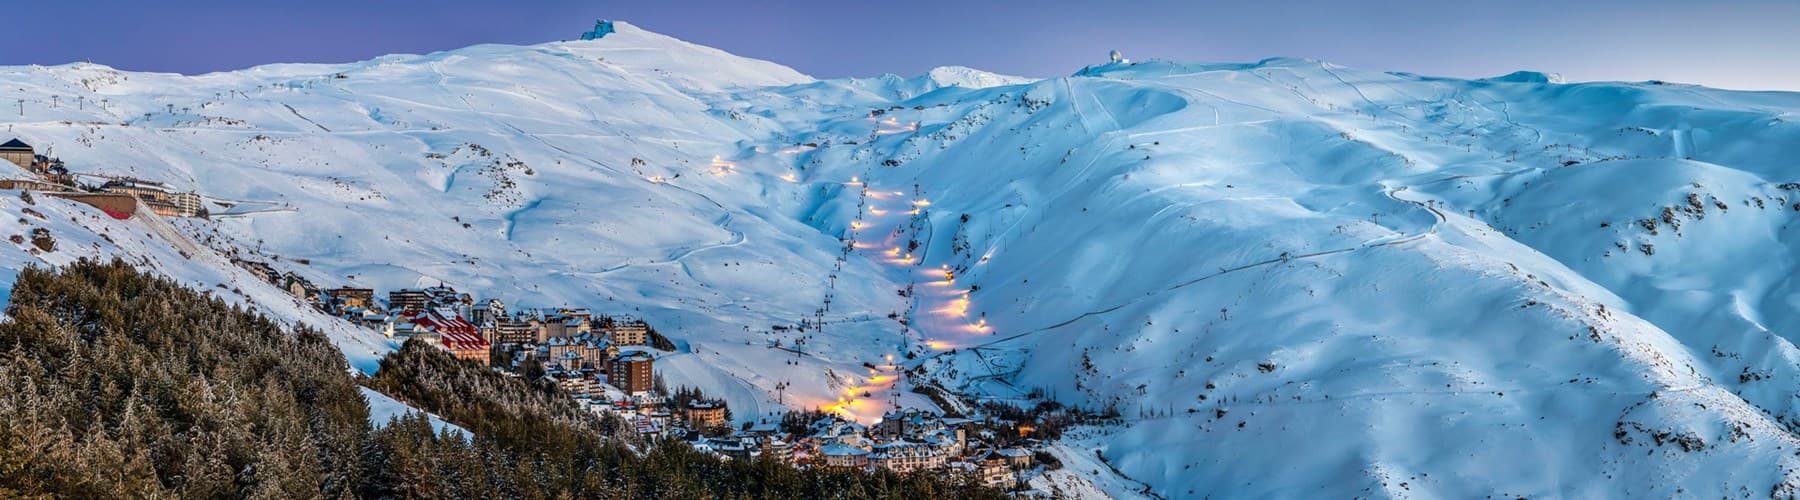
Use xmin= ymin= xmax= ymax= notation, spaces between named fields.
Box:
xmin=0 ymin=187 xmax=392 ymax=372
xmin=3 ymin=22 xmax=1800 ymax=497
xmin=361 ymin=387 xmax=468 ymax=438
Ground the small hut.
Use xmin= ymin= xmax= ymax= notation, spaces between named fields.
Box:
xmin=0 ymin=139 xmax=32 ymax=170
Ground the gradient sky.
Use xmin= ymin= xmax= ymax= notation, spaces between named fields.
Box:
xmin=3 ymin=0 xmax=1796 ymax=90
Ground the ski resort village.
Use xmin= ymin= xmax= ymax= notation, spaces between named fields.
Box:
xmin=0 ymin=123 xmax=1074 ymax=495
xmin=1 ymin=10 xmax=1799 ymax=498
xmin=274 ymin=279 xmax=1057 ymax=492
xmin=0 ymin=126 xmax=1069 ymax=492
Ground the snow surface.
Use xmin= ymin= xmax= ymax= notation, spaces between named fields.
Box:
xmin=1032 ymin=426 xmax=1159 ymax=499
xmin=2 ymin=21 xmax=1800 ymax=497
xmin=361 ymin=386 xmax=468 ymax=439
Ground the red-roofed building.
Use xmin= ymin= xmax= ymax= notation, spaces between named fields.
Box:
xmin=408 ymin=309 xmax=490 ymax=365
xmin=634 ymin=416 xmax=664 ymax=438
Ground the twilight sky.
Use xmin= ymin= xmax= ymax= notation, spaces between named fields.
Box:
xmin=3 ymin=0 xmax=1796 ymax=90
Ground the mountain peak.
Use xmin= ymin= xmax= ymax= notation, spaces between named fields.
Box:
xmin=919 ymin=66 xmax=1032 ymax=90
xmin=543 ymin=20 xmax=812 ymax=90
xmin=1481 ymin=70 xmax=1567 ymax=84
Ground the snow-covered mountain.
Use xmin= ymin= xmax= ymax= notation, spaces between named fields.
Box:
xmin=3 ymin=20 xmax=1800 ymax=497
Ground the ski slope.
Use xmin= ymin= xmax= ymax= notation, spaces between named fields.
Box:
xmin=2 ymin=21 xmax=1800 ymax=497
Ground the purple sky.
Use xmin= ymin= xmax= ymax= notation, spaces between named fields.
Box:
xmin=4 ymin=0 xmax=1796 ymax=90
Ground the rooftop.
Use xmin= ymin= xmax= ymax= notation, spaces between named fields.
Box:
xmin=818 ymin=443 xmax=870 ymax=457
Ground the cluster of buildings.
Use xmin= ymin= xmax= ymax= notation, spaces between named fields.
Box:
xmin=192 ymin=176 xmax=1044 ymax=490
xmin=579 ymin=391 xmax=736 ymax=444
xmin=310 ymin=284 xmax=661 ymax=386
xmin=682 ymin=408 xmax=1039 ymax=491
xmin=302 ymin=282 xmax=691 ymax=428
xmin=223 ymin=270 xmax=732 ymax=443
xmin=95 ymin=177 xmax=204 ymax=217
xmin=0 ymin=139 xmax=68 ymax=186
xmin=234 ymin=258 xmax=305 ymax=289
xmin=226 ymin=253 xmax=745 ymax=447
xmin=240 ymin=269 xmax=1048 ymax=489
xmin=0 ymin=138 xmax=207 ymax=217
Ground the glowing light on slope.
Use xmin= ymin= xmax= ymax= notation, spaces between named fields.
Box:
xmin=875 ymin=117 xmax=918 ymax=135
xmin=868 ymin=207 xmax=888 ymax=215
xmin=965 ymin=317 xmax=991 ymax=334
xmin=779 ymin=172 xmax=799 ymax=183
xmin=851 ymin=221 xmax=868 ymax=231
xmin=934 ymin=291 xmax=970 ymax=317
xmin=709 ymin=156 xmax=737 ymax=176
xmin=913 ymin=199 xmax=931 ymax=207
xmin=823 ymin=399 xmax=856 ymax=417
xmin=885 ymin=250 xmax=913 ymax=265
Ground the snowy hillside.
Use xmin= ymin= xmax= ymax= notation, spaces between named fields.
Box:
xmin=361 ymin=387 xmax=468 ymax=438
xmin=2 ymin=20 xmax=1800 ymax=497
